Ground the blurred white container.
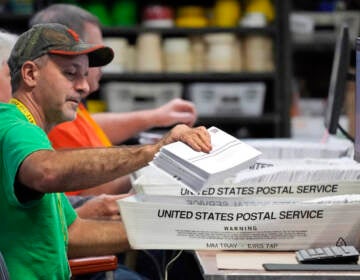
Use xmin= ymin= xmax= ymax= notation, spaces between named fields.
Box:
xmin=136 ymin=33 xmax=163 ymax=72
xmin=240 ymin=12 xmax=267 ymax=27
xmin=102 ymin=82 xmax=182 ymax=112
xmin=204 ymin=33 xmax=236 ymax=72
xmin=163 ymin=37 xmax=192 ymax=72
xmin=102 ymin=37 xmax=129 ymax=73
xmin=188 ymin=82 xmax=266 ymax=117
xmin=243 ymin=35 xmax=274 ymax=72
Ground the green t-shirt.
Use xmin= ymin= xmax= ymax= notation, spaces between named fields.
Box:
xmin=0 ymin=103 xmax=77 ymax=280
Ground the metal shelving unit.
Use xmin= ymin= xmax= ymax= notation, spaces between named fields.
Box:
xmin=99 ymin=0 xmax=291 ymax=138
xmin=101 ymin=72 xmax=276 ymax=82
xmin=102 ymin=26 xmax=277 ymax=37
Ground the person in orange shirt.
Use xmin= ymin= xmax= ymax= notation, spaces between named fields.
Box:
xmin=30 ymin=4 xmax=198 ymax=197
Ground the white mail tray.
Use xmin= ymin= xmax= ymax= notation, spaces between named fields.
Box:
xmin=117 ymin=194 xmax=360 ymax=251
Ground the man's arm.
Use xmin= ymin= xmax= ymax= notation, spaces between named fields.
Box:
xmin=18 ymin=142 xmax=156 ymax=193
xmin=17 ymin=125 xmax=212 ymax=194
xmin=68 ymin=195 xmax=94 ymax=208
xmin=74 ymin=193 xmax=129 ymax=220
xmin=67 ymin=217 xmax=130 ymax=258
xmin=93 ymin=98 xmax=197 ymax=145
xmin=78 ymin=174 xmax=131 ymax=196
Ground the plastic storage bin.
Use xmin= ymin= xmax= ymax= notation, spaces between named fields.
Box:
xmin=102 ymin=82 xmax=182 ymax=112
xmin=188 ymin=82 xmax=266 ymax=117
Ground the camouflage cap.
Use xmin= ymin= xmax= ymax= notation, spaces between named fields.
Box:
xmin=8 ymin=23 xmax=114 ymax=76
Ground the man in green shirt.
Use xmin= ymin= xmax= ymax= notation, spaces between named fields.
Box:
xmin=0 ymin=23 xmax=212 ymax=279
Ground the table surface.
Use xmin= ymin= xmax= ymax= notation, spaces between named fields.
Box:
xmin=195 ymin=250 xmax=360 ymax=280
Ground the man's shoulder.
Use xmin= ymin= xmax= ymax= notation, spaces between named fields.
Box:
xmin=0 ymin=103 xmax=24 ymax=123
xmin=0 ymin=102 xmax=16 ymax=110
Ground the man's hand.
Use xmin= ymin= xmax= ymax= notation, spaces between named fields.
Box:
xmin=157 ymin=124 xmax=212 ymax=153
xmin=75 ymin=194 xmax=130 ymax=220
xmin=154 ymin=98 xmax=197 ymax=127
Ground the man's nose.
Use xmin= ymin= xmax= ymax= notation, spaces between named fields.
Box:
xmin=75 ymin=77 xmax=90 ymax=96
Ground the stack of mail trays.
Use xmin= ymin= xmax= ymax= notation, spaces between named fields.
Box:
xmin=117 ymin=132 xmax=360 ymax=251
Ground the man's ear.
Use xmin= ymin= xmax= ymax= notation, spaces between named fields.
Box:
xmin=21 ymin=61 xmax=38 ymax=88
